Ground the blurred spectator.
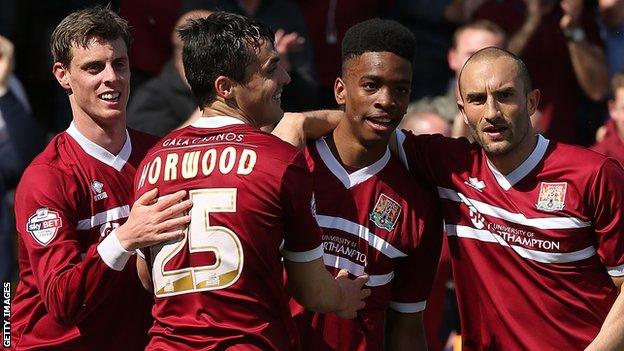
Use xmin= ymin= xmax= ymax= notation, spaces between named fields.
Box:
xmin=120 ymin=0 xmax=182 ymax=91
xmin=127 ymin=10 xmax=210 ymax=136
xmin=591 ymin=71 xmax=624 ymax=165
xmin=473 ymin=0 xmax=609 ymax=145
xmin=386 ymin=0 xmax=458 ymax=100
xmin=298 ymin=0 xmax=387 ymax=108
xmin=598 ymin=0 xmax=624 ymax=76
xmin=400 ymin=109 xmax=451 ymax=137
xmin=409 ymin=20 xmax=506 ymax=125
xmin=9 ymin=1 xmax=113 ymax=135
xmin=0 ymin=35 xmax=45 ymax=283
xmin=181 ymin=0 xmax=318 ymax=111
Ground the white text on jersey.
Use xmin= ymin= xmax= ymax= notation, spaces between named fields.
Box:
xmin=137 ymin=147 xmax=257 ymax=189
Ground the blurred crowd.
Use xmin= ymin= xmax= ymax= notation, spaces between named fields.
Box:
xmin=1 ymin=0 xmax=624 ymax=350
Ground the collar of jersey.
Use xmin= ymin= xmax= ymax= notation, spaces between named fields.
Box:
xmin=315 ymin=137 xmax=390 ymax=189
xmin=191 ymin=116 xmax=246 ymax=129
xmin=66 ymin=122 xmax=132 ymax=172
xmin=487 ymin=134 xmax=550 ymax=191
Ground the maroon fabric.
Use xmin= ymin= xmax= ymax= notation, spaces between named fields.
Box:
xmin=135 ymin=119 xmax=322 ymax=350
xmin=290 ymin=139 xmax=442 ymax=351
xmin=400 ymin=131 xmax=624 ymax=350
xmin=11 ymin=129 xmax=158 ymax=350
xmin=120 ymin=0 xmax=182 ymax=75
xmin=591 ymin=119 xmax=624 ymax=166
xmin=298 ymin=0 xmax=386 ymax=88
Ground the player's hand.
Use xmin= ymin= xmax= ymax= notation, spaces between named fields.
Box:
xmin=274 ymin=29 xmax=305 ymax=71
xmin=116 ymin=188 xmax=192 ymax=250
xmin=560 ymin=0 xmax=583 ymax=30
xmin=334 ymin=269 xmax=371 ymax=319
xmin=0 ymin=35 xmax=15 ymax=96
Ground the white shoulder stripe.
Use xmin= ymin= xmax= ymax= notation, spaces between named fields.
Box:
xmin=607 ymin=263 xmax=624 ymax=277
xmin=282 ymin=245 xmax=324 ymax=263
xmin=389 ymin=301 xmax=427 ymax=313
xmin=323 ymin=253 xmax=365 ymax=275
xmin=446 ymin=224 xmax=596 ymax=263
xmin=316 ymin=215 xmax=407 ymax=258
xmin=323 ymin=253 xmax=394 ymax=287
xmin=76 ymin=205 xmax=130 ymax=230
xmin=437 ymin=187 xmax=591 ymax=229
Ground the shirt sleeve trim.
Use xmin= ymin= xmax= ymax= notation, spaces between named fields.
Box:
xmin=97 ymin=229 xmax=134 ymax=271
xmin=282 ymin=245 xmax=323 ymax=263
xmin=389 ymin=300 xmax=427 ymax=313
xmin=607 ymin=263 xmax=624 ymax=276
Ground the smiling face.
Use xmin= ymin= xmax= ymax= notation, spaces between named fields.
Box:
xmin=231 ymin=40 xmax=290 ymax=127
xmin=53 ymin=37 xmax=130 ymax=126
xmin=458 ymin=55 xmax=539 ymax=158
xmin=335 ymin=51 xmax=412 ymax=146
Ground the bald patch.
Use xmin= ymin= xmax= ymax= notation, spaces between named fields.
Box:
xmin=458 ymin=47 xmax=531 ymax=98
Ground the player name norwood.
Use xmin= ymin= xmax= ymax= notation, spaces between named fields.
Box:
xmin=138 ymin=143 xmax=257 ymax=188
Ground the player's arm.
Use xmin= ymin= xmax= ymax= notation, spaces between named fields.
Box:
xmin=136 ymin=254 xmax=153 ymax=292
xmin=285 ymin=259 xmax=369 ymax=317
xmin=280 ymin=151 xmax=369 ymax=317
xmin=585 ymin=277 xmax=624 ymax=351
xmin=561 ymin=0 xmax=609 ymax=101
xmin=272 ymin=110 xmax=343 ymax=148
xmin=385 ymin=310 xmax=427 ymax=351
xmin=585 ymin=160 xmax=624 ymax=350
xmin=15 ymin=166 xmax=191 ymax=325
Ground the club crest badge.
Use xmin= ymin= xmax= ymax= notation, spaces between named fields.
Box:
xmin=90 ymin=180 xmax=108 ymax=201
xmin=536 ymin=182 xmax=567 ymax=211
xmin=369 ymin=194 xmax=401 ymax=231
xmin=26 ymin=207 xmax=63 ymax=245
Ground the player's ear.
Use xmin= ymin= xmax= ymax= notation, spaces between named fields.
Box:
xmin=457 ymin=98 xmax=469 ymax=125
xmin=52 ymin=62 xmax=72 ymax=93
xmin=215 ymin=76 xmax=234 ymax=99
xmin=334 ymin=77 xmax=346 ymax=105
xmin=527 ymin=89 xmax=540 ymax=116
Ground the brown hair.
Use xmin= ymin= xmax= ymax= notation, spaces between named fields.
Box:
xmin=611 ymin=71 xmax=624 ymax=96
xmin=50 ymin=5 xmax=132 ymax=67
xmin=453 ymin=20 xmax=507 ymax=48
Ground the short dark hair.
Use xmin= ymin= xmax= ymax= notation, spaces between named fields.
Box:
xmin=458 ymin=47 xmax=532 ymax=96
xmin=178 ymin=12 xmax=274 ymax=107
xmin=51 ymin=5 xmax=131 ymax=67
xmin=341 ymin=18 xmax=416 ymax=69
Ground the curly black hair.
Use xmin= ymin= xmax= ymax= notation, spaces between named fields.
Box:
xmin=341 ymin=18 xmax=416 ymax=66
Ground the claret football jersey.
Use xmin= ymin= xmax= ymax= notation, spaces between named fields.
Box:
xmin=135 ymin=116 xmax=323 ymax=350
xmin=397 ymin=131 xmax=624 ymax=350
xmin=290 ymin=138 xmax=442 ymax=351
xmin=11 ymin=123 xmax=157 ymax=350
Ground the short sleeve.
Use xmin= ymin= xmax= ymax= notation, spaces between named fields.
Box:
xmin=390 ymin=184 xmax=443 ymax=313
xmin=589 ymin=159 xmax=624 ymax=276
xmin=280 ymin=151 xmax=323 ymax=262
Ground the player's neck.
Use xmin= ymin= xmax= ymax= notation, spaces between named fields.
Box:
xmin=486 ymin=133 xmax=538 ymax=175
xmin=71 ymin=111 xmax=127 ymax=155
xmin=202 ymin=100 xmax=258 ymax=127
xmin=328 ymin=122 xmax=388 ymax=169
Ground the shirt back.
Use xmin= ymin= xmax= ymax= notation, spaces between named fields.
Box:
xmin=135 ymin=117 xmax=322 ymax=350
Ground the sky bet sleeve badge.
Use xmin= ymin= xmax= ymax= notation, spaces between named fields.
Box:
xmin=26 ymin=207 xmax=63 ymax=245
xmin=536 ymin=182 xmax=568 ymax=211
xmin=369 ymin=193 xmax=401 ymax=231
